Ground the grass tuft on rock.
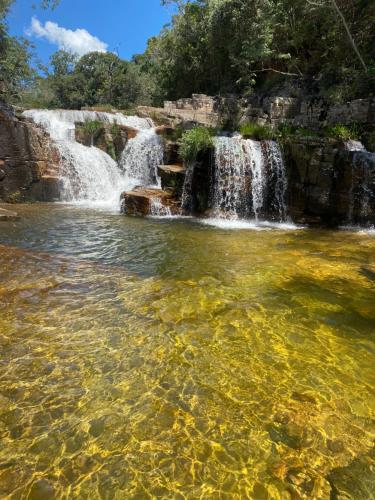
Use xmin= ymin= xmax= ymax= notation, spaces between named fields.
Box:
xmin=239 ymin=122 xmax=274 ymax=140
xmin=179 ymin=126 xmax=215 ymax=162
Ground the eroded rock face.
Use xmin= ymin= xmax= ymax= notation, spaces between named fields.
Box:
xmin=284 ymin=137 xmax=375 ymax=226
xmin=74 ymin=122 xmax=135 ymax=161
xmin=0 ymin=103 xmax=61 ymax=202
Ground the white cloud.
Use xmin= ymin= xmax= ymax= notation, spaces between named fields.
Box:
xmin=27 ymin=17 xmax=108 ymax=57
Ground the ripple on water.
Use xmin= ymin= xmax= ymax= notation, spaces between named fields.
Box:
xmin=0 ymin=204 xmax=374 ymax=498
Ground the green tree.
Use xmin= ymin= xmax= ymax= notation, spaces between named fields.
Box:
xmin=0 ymin=0 xmax=60 ymax=102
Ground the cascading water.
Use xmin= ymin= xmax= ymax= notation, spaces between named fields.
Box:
xmin=22 ymin=109 xmax=153 ymax=207
xmin=212 ymin=136 xmax=251 ymax=219
xmin=347 ymin=150 xmax=375 ymax=225
xmin=243 ymin=140 xmax=265 ymax=219
xmin=181 ymin=162 xmax=195 ymax=213
xmin=263 ymin=141 xmax=288 ymax=221
xmin=211 ymin=136 xmax=288 ymax=222
xmin=150 ymin=198 xmax=172 ymax=217
xmin=119 ymin=129 xmax=164 ymax=190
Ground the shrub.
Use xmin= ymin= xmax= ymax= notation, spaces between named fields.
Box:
xmin=82 ymin=120 xmax=103 ymax=145
xmin=239 ymin=122 xmax=274 ymax=140
xmin=277 ymin=123 xmax=317 ymax=140
xmin=110 ymin=121 xmax=122 ymax=139
xmin=7 ymin=190 xmax=22 ymax=203
xmin=179 ymin=126 xmax=215 ymax=162
xmin=324 ymin=124 xmax=359 ymax=141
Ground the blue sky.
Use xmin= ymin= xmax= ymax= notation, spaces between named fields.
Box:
xmin=8 ymin=0 xmax=174 ymax=66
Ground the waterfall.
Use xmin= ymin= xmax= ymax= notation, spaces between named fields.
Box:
xmin=263 ymin=141 xmax=288 ymax=221
xmin=150 ymin=198 xmax=172 ymax=217
xmin=243 ymin=140 xmax=265 ymax=219
xmin=347 ymin=150 xmax=375 ymax=225
xmin=119 ymin=129 xmax=164 ymax=190
xmin=211 ymin=136 xmax=287 ymax=222
xmin=181 ymin=162 xmax=195 ymax=213
xmin=212 ymin=136 xmax=251 ymax=219
xmin=22 ymin=109 xmax=153 ymax=207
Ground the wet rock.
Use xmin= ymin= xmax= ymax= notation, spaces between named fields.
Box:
xmin=28 ymin=479 xmax=56 ymax=500
xmin=120 ymin=187 xmax=180 ymax=216
xmin=267 ymin=423 xmax=302 ymax=449
xmin=327 ymin=447 xmax=375 ymax=499
xmin=284 ymin=138 xmax=375 ymax=226
xmin=89 ymin=417 xmax=105 ymax=438
xmin=291 ymin=391 xmax=317 ymax=405
xmin=327 ymin=439 xmax=345 ymax=454
xmin=158 ymin=164 xmax=186 ymax=197
xmin=0 ymin=106 xmax=61 ymax=202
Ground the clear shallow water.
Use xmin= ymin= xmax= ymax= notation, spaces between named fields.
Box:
xmin=0 ymin=204 xmax=374 ymax=499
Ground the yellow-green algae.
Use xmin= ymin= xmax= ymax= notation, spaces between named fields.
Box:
xmin=0 ymin=206 xmax=374 ymax=499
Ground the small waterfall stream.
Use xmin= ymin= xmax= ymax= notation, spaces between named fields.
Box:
xmin=23 ymin=109 xmax=156 ymax=207
xmin=119 ymin=129 xmax=164 ymax=191
xmin=181 ymin=162 xmax=195 ymax=213
xmin=211 ymin=136 xmax=287 ymax=222
xmin=347 ymin=150 xmax=375 ymax=225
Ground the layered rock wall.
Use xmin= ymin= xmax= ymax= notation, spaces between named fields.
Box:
xmin=281 ymin=138 xmax=374 ymax=226
xmin=155 ymin=95 xmax=375 ymax=139
xmin=0 ymin=103 xmax=61 ymax=202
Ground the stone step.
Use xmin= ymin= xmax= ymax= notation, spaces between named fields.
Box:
xmin=158 ymin=164 xmax=186 ymax=174
xmin=121 ymin=187 xmax=179 ymax=216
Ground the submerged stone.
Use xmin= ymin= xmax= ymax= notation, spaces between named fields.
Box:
xmin=0 ymin=207 xmax=19 ymax=221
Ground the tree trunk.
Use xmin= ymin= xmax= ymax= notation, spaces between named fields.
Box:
xmin=329 ymin=0 xmax=367 ymax=72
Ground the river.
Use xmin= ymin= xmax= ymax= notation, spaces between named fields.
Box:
xmin=0 ymin=204 xmax=374 ymax=498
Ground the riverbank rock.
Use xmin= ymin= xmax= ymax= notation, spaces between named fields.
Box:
xmin=0 ymin=102 xmax=61 ymax=203
xmin=121 ymin=187 xmax=180 ymax=216
xmin=0 ymin=207 xmax=19 ymax=221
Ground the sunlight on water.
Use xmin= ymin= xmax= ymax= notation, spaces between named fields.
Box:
xmin=0 ymin=205 xmax=374 ymax=498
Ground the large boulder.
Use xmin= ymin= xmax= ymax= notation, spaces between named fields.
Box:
xmin=121 ymin=187 xmax=180 ymax=216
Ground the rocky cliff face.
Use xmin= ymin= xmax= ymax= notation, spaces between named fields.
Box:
xmin=141 ymin=94 xmax=375 ymax=148
xmin=0 ymin=103 xmax=61 ymax=202
xmin=284 ymin=138 xmax=375 ymax=226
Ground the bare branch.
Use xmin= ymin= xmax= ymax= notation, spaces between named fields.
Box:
xmin=253 ymin=68 xmax=299 ymax=77
xmin=329 ymin=0 xmax=367 ymax=72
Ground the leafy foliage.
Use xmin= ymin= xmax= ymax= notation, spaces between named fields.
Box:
xmin=0 ymin=0 xmax=33 ymax=100
xmin=324 ymin=124 xmax=360 ymax=141
xmin=2 ymin=0 xmax=374 ymax=110
xmin=179 ymin=126 xmax=215 ymax=161
xmin=140 ymin=0 xmax=375 ymax=103
xmin=239 ymin=122 xmax=274 ymax=140
xmin=82 ymin=120 xmax=103 ymax=144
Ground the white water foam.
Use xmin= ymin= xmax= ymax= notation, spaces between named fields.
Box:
xmin=200 ymin=217 xmax=303 ymax=231
xmin=150 ymin=198 xmax=172 ymax=217
xmin=23 ymin=109 xmax=158 ymax=208
xmin=212 ymin=136 xmax=288 ymax=223
xmin=119 ymin=129 xmax=164 ymax=191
